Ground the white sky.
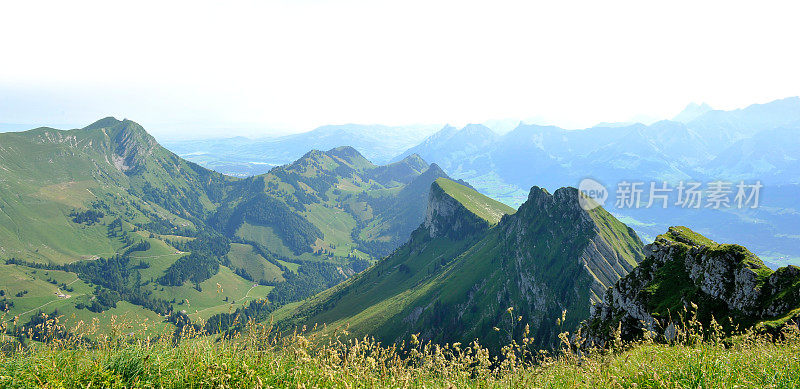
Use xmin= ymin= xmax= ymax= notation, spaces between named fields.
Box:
xmin=2 ymin=0 xmax=800 ymax=139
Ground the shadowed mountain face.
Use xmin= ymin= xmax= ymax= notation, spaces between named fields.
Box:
xmin=280 ymin=178 xmax=643 ymax=351
xmin=387 ymin=97 xmax=800 ymax=267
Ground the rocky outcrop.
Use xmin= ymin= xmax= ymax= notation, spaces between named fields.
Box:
xmin=108 ymin=120 xmax=158 ymax=173
xmin=423 ymin=180 xmax=489 ymax=240
xmin=584 ymin=226 xmax=800 ymax=346
xmin=81 ymin=117 xmax=159 ymax=173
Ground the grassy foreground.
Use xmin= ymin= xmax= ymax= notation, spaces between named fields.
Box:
xmin=1 ymin=316 xmax=799 ymax=388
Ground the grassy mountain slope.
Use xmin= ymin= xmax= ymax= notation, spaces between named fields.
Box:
xmin=434 ymin=177 xmax=515 ymax=224
xmin=0 ymin=118 xmax=230 ymax=264
xmin=214 ymin=146 xmax=452 ymax=260
xmin=280 ymin=180 xmax=643 ymax=350
xmin=0 ymin=118 xmax=454 ymax=336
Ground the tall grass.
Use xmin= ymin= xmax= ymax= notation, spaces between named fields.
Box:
xmin=1 ymin=312 xmax=799 ymax=388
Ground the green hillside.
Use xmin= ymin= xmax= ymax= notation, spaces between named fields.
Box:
xmin=226 ymin=243 xmax=285 ymax=284
xmin=279 ymin=181 xmax=644 ymax=350
xmin=0 ymin=118 xmax=453 ymax=338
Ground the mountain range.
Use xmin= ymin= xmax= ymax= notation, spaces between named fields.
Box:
xmin=0 ymin=118 xmax=450 ymax=333
xmin=390 ymin=97 xmax=800 ymax=268
xmin=162 ymin=124 xmax=437 ymax=177
xmin=1 ymin=117 xmax=651 ymax=347
xmin=2 ymin=112 xmax=799 ymax=354
xmin=163 ymin=98 xmax=800 ymax=267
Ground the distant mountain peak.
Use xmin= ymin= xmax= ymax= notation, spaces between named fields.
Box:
xmin=461 ymin=123 xmax=494 ymax=133
xmin=398 ymin=153 xmax=428 ymax=170
xmin=672 ymin=102 xmax=713 ymax=123
xmin=83 ymin=116 xmax=123 ymax=130
xmin=426 ymin=162 xmax=445 ymax=175
xmin=325 ymin=145 xmax=364 ymax=160
xmin=429 ymin=124 xmax=459 ymax=140
xmin=77 ymin=118 xmax=160 ymax=173
xmin=324 ymin=146 xmax=375 ymax=170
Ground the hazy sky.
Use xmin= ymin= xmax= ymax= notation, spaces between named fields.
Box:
xmin=2 ymin=0 xmax=800 ymax=139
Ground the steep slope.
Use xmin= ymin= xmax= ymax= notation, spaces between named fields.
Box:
xmin=584 ymin=226 xmax=800 ymax=346
xmin=281 ymin=181 xmax=643 ymax=350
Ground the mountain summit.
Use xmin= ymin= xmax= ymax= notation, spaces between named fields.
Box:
xmin=672 ymin=102 xmax=713 ymax=123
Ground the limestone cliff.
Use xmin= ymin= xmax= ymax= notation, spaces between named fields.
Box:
xmin=584 ymin=226 xmax=800 ymax=346
xmin=423 ymin=180 xmax=491 ymax=240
